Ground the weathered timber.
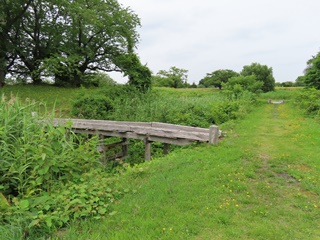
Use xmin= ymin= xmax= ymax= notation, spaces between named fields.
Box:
xmin=52 ymin=118 xmax=219 ymax=160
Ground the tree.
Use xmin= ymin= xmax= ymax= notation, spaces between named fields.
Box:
xmin=0 ymin=0 xmax=144 ymax=88
xmin=241 ymin=63 xmax=275 ymax=92
xmin=199 ymin=69 xmax=239 ymax=89
xmin=115 ymin=53 xmax=151 ymax=92
xmin=295 ymin=76 xmax=306 ymax=87
xmin=155 ymin=66 xmax=188 ymax=88
xmin=0 ymin=0 xmax=33 ymax=87
xmin=223 ymin=75 xmax=263 ymax=92
xmin=44 ymin=0 xmax=141 ymax=87
xmin=304 ymin=51 xmax=320 ymax=89
xmin=10 ymin=0 xmax=61 ymax=84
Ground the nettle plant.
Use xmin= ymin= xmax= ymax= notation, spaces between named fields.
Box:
xmin=0 ymin=95 xmax=127 ymax=232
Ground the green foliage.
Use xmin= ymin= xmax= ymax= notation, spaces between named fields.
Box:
xmin=199 ymin=69 xmax=239 ymax=89
xmin=1 ymin=0 xmax=142 ymax=87
xmin=241 ymin=62 xmax=275 ymax=92
xmin=304 ymin=51 xmax=320 ymax=89
xmin=154 ymin=66 xmax=189 ymax=88
xmin=295 ymin=76 xmax=306 ymax=87
xmin=71 ymin=93 xmax=114 ymax=119
xmin=0 ymin=94 xmax=132 ymax=236
xmin=1 ymin=169 xmax=127 ymax=234
xmin=116 ymin=53 xmax=152 ymax=92
xmin=293 ymin=88 xmax=320 ymax=118
xmin=0 ymin=95 xmax=101 ymax=197
xmin=222 ymin=75 xmax=263 ymax=100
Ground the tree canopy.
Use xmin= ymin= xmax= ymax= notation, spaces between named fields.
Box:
xmin=0 ymin=0 xmax=150 ymax=89
xmin=304 ymin=51 xmax=320 ymax=89
xmin=241 ymin=63 xmax=275 ymax=92
xmin=199 ymin=69 xmax=239 ymax=89
xmin=153 ymin=66 xmax=189 ymax=88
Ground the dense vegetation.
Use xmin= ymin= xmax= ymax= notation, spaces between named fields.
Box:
xmin=0 ymin=85 xmax=258 ymax=238
xmin=304 ymin=51 xmax=320 ymax=89
xmin=1 ymin=86 xmax=319 ymax=239
xmin=0 ymin=85 xmax=320 ymax=239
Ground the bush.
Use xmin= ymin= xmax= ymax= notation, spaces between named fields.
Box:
xmin=71 ymin=94 xmax=114 ymax=119
xmin=293 ymin=88 xmax=320 ymax=117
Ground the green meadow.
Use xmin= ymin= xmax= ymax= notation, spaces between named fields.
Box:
xmin=0 ymin=86 xmax=319 ymax=239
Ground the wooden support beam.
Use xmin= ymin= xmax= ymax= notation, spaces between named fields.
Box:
xmin=163 ymin=143 xmax=170 ymax=155
xmin=98 ymin=135 xmax=106 ymax=164
xmin=122 ymin=138 xmax=128 ymax=158
xmin=209 ymin=125 xmax=219 ymax=144
xmin=144 ymin=137 xmax=151 ymax=161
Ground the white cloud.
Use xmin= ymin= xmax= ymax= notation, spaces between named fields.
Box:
xmin=111 ymin=0 xmax=320 ymax=83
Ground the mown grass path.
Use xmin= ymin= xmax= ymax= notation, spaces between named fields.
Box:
xmin=65 ymin=102 xmax=320 ymax=240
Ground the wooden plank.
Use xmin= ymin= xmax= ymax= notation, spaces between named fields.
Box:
xmin=53 ymin=118 xmax=152 ymax=128
xmin=151 ymin=122 xmax=209 ymax=133
xmin=147 ymin=135 xmax=195 ymax=146
xmin=131 ymin=126 xmax=208 ymax=141
xmin=58 ymin=123 xmax=209 ymax=142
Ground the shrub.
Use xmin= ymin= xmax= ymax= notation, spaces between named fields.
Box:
xmin=293 ymin=88 xmax=320 ymax=117
xmin=71 ymin=94 xmax=114 ymax=119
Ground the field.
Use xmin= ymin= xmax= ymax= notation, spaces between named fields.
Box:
xmin=0 ymin=85 xmax=319 ymax=239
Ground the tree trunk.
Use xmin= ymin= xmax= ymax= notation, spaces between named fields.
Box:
xmin=0 ymin=69 xmax=5 ymax=88
xmin=31 ymin=70 xmax=42 ymax=85
xmin=0 ymin=56 xmax=7 ymax=88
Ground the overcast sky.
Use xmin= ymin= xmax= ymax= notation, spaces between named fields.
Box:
xmin=112 ymin=0 xmax=320 ymax=84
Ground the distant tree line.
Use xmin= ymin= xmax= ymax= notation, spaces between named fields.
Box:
xmin=199 ymin=63 xmax=275 ymax=92
xmin=0 ymin=0 xmax=151 ymax=91
xmin=152 ymin=63 xmax=276 ymax=92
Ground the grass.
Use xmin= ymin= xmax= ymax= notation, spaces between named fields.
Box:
xmin=0 ymin=85 xmax=100 ymax=117
xmin=56 ymin=96 xmax=320 ymax=239
xmin=1 ymin=86 xmax=319 ymax=239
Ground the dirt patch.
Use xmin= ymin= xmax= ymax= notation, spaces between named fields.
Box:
xmin=296 ymin=164 xmax=313 ymax=172
xmin=276 ymin=172 xmax=300 ymax=185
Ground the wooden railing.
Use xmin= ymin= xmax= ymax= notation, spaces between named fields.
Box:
xmin=53 ymin=118 xmax=219 ymax=161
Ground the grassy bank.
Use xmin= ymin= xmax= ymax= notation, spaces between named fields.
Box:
xmin=60 ymin=101 xmax=320 ymax=239
xmin=1 ymin=86 xmax=319 ymax=239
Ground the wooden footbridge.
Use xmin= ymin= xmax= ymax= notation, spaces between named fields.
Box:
xmin=53 ymin=118 xmax=219 ymax=161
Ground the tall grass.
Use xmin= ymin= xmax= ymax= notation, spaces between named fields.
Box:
xmin=0 ymin=94 xmax=115 ymax=236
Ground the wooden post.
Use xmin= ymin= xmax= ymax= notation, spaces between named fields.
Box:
xmin=99 ymin=134 xmax=106 ymax=164
xmin=122 ymin=138 xmax=128 ymax=158
xmin=209 ymin=125 xmax=219 ymax=144
xmin=163 ymin=143 xmax=170 ymax=155
xmin=144 ymin=137 xmax=151 ymax=161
